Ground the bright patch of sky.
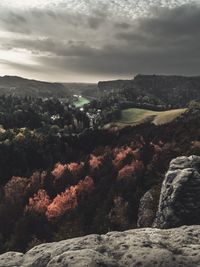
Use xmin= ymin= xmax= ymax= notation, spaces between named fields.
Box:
xmin=0 ymin=0 xmax=197 ymax=18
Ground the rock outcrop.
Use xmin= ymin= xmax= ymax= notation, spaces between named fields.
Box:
xmin=1 ymin=225 xmax=200 ymax=267
xmin=154 ymin=155 xmax=200 ymax=228
xmin=137 ymin=186 xmax=160 ymax=228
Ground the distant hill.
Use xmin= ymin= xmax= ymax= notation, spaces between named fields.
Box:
xmin=0 ymin=76 xmax=98 ymax=99
xmin=98 ymin=79 xmax=134 ymax=92
xmin=98 ymin=74 xmax=200 ymax=106
xmin=0 ymin=76 xmax=70 ymax=98
xmin=62 ymin=82 xmax=98 ymax=99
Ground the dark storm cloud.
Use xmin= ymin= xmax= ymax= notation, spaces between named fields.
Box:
xmin=0 ymin=6 xmax=108 ymax=35
xmin=40 ymin=3 xmax=200 ymax=76
xmin=114 ymin=22 xmax=131 ymax=29
xmin=116 ymin=4 xmax=200 ymax=40
xmin=0 ymin=11 xmax=30 ymax=34
xmin=87 ymin=16 xmax=104 ymax=29
xmin=142 ymin=4 xmax=200 ymax=36
xmin=0 ymin=2 xmax=200 ymax=79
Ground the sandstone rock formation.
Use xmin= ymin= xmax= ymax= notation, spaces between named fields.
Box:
xmin=153 ymin=155 xmax=200 ymax=228
xmin=137 ymin=186 xmax=160 ymax=228
xmin=1 ymin=225 xmax=200 ymax=267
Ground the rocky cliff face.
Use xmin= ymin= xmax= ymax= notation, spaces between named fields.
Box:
xmin=133 ymin=75 xmax=200 ymax=105
xmin=153 ymin=155 xmax=200 ymax=228
xmin=98 ymin=74 xmax=200 ymax=106
xmin=1 ymin=226 xmax=200 ymax=267
xmin=98 ymin=79 xmax=134 ymax=92
xmin=137 ymin=186 xmax=160 ymax=228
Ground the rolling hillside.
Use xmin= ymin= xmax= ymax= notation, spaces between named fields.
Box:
xmin=108 ymin=108 xmax=187 ymax=128
xmin=0 ymin=76 xmax=98 ymax=99
xmin=0 ymin=76 xmax=70 ymax=98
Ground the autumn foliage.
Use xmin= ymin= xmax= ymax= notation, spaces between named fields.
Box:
xmin=1 ymin=138 xmax=167 ymax=253
xmin=46 ymin=176 xmax=94 ymax=220
xmin=51 ymin=163 xmax=68 ymax=178
xmin=89 ymin=155 xmax=103 ymax=171
xmin=3 ymin=142 xmax=147 ymax=222
xmin=24 ymin=175 xmax=94 ymax=221
xmin=51 ymin=162 xmax=84 ymax=179
xmin=117 ymin=160 xmax=144 ymax=181
xmin=26 ymin=189 xmax=51 ymax=215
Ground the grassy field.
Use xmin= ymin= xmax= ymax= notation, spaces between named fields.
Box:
xmin=73 ymin=97 xmax=90 ymax=108
xmin=110 ymin=108 xmax=187 ymax=128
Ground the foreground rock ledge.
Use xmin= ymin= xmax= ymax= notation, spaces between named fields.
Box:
xmin=1 ymin=225 xmax=200 ymax=267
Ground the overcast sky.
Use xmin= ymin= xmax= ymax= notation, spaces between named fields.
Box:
xmin=0 ymin=0 xmax=199 ymax=82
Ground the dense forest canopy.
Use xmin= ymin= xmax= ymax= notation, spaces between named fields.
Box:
xmin=0 ymin=91 xmax=200 ymax=253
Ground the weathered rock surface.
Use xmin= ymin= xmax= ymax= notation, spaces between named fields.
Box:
xmin=0 ymin=252 xmax=24 ymax=267
xmin=1 ymin=225 xmax=200 ymax=267
xmin=154 ymin=155 xmax=200 ymax=228
xmin=137 ymin=186 xmax=160 ymax=228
